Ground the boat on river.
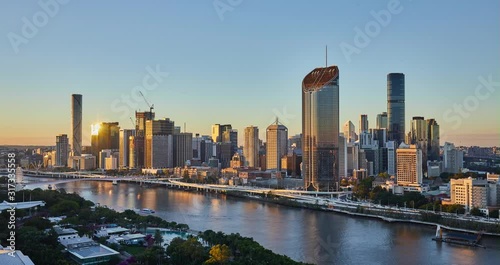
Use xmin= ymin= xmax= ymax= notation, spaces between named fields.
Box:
xmin=135 ymin=208 xmax=156 ymax=215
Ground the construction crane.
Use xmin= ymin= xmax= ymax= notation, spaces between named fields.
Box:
xmin=139 ymin=91 xmax=154 ymax=118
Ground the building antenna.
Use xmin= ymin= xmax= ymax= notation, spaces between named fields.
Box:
xmin=325 ymin=45 xmax=328 ymax=67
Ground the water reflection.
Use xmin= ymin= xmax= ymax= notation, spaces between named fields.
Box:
xmin=23 ymin=178 xmax=500 ymax=265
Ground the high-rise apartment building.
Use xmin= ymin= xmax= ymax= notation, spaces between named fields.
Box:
xmin=266 ymin=119 xmax=288 ymax=171
xmin=244 ymin=126 xmax=259 ymax=167
xmin=55 ymin=134 xmax=69 ymax=167
xmin=302 ymin=65 xmax=339 ymax=191
xmin=443 ymin=142 xmax=464 ymax=173
xmin=71 ymin=94 xmax=82 ymax=156
xmin=387 ymin=73 xmax=405 ymax=144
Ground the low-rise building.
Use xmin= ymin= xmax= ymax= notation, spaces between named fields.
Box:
xmin=0 ymin=245 xmax=35 ymax=265
xmin=59 ymin=236 xmax=119 ymax=265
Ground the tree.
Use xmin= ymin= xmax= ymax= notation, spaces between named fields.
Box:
xmin=154 ymin=229 xmax=164 ymax=247
xmin=205 ymin=244 xmax=231 ymax=265
xmin=470 ymin=207 xmax=483 ymax=217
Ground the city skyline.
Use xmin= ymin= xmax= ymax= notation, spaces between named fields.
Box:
xmin=1 ymin=1 xmax=499 ymax=147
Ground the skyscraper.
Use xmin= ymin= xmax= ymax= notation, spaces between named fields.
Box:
xmin=145 ymin=118 xmax=174 ymax=168
xmin=244 ymin=126 xmax=259 ymax=167
xmin=427 ymin=118 xmax=440 ymax=161
xmin=135 ymin=111 xmax=155 ymax=168
xmin=119 ymin=129 xmax=135 ymax=168
xmin=211 ymin=124 xmax=232 ymax=143
xmin=343 ymin=120 xmax=356 ymax=143
xmin=387 ymin=73 xmax=405 ymax=144
xmin=55 ymin=134 xmax=69 ymax=167
xmin=359 ymin=114 xmax=369 ymax=135
xmin=174 ymin=132 xmax=193 ymax=167
xmin=410 ymin=116 xmax=427 ymax=143
xmin=376 ymin=112 xmax=388 ymax=130
xmin=91 ymin=122 xmax=120 ymax=168
xmin=302 ymin=65 xmax=339 ymax=191
xmin=71 ymin=94 xmax=82 ymax=156
xmin=222 ymin=129 xmax=238 ymax=156
xmin=266 ymin=118 xmax=288 ymax=171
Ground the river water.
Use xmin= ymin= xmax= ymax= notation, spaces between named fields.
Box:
xmin=23 ymin=177 xmax=500 ymax=265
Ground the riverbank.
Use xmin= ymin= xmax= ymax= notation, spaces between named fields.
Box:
xmin=165 ymin=185 xmax=500 ymax=237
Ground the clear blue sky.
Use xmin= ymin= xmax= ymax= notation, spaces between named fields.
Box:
xmin=1 ymin=0 xmax=499 ymax=147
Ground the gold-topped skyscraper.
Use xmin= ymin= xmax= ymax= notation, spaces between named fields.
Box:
xmin=302 ymin=65 xmax=339 ymax=191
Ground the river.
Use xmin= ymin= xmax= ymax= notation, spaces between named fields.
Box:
xmin=22 ymin=177 xmax=500 ymax=265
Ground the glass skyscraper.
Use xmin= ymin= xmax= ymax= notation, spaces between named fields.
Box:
xmin=387 ymin=73 xmax=405 ymax=144
xmin=302 ymin=65 xmax=339 ymax=191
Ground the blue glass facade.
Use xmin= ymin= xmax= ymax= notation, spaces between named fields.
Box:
xmin=302 ymin=66 xmax=339 ymax=191
xmin=387 ymin=73 xmax=405 ymax=144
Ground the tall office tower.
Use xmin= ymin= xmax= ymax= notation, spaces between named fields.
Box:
xmin=343 ymin=120 xmax=356 ymax=143
xmin=386 ymin=141 xmax=396 ymax=176
xmin=302 ymin=65 xmax=339 ymax=191
xmin=135 ymin=111 xmax=155 ymax=168
xmin=396 ymin=143 xmax=423 ymax=185
xmin=359 ymin=114 xmax=369 ymax=135
xmin=387 ymin=73 xmax=405 ymax=144
xmin=346 ymin=142 xmax=359 ymax=176
xmin=71 ymin=94 xmax=82 ymax=156
xmin=427 ymin=119 xmax=440 ymax=161
xmin=211 ymin=124 xmax=232 ymax=143
xmin=338 ymin=134 xmax=347 ymax=178
xmin=410 ymin=117 xmax=427 ymax=143
xmin=443 ymin=142 xmax=464 ymax=173
xmin=119 ymin=129 xmax=135 ymax=168
xmin=211 ymin=124 xmax=221 ymax=143
xmin=145 ymin=119 xmax=174 ymax=168
xmin=244 ymin=126 xmax=259 ymax=167
xmin=376 ymin=112 xmax=388 ymax=129
xmin=55 ymin=134 xmax=69 ymax=167
xmin=266 ymin=118 xmax=288 ymax=171
xmin=174 ymin=133 xmax=193 ymax=167
xmin=128 ymin=136 xmax=136 ymax=168
xmin=222 ymin=129 xmax=238 ymax=156
xmin=91 ymin=122 xmax=120 ymax=167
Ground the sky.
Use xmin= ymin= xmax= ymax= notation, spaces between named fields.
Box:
xmin=0 ymin=0 xmax=499 ymax=147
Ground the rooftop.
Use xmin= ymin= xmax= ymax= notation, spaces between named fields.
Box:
xmin=0 ymin=246 xmax=35 ymax=265
xmin=302 ymin=65 xmax=339 ymax=92
xmin=67 ymin=241 xmax=119 ymax=259
xmin=53 ymin=225 xmax=78 ymax=236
